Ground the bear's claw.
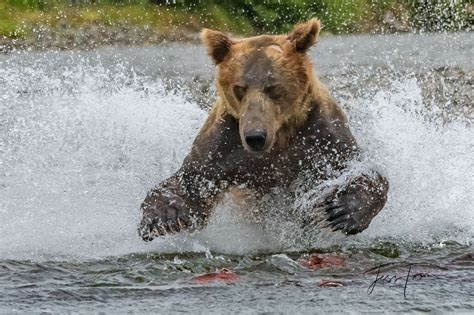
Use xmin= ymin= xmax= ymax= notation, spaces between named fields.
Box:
xmin=314 ymin=187 xmax=372 ymax=235
xmin=138 ymin=189 xmax=194 ymax=241
xmin=325 ymin=175 xmax=388 ymax=234
xmin=139 ymin=213 xmax=193 ymax=241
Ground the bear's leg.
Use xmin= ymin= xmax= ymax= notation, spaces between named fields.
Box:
xmin=312 ymin=173 xmax=389 ymax=235
xmin=138 ymin=110 xmax=238 ymax=241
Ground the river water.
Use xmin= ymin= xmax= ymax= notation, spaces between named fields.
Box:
xmin=0 ymin=32 xmax=473 ymax=313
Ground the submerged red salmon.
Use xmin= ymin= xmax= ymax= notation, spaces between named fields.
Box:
xmin=300 ymin=254 xmax=346 ymax=269
xmin=192 ymin=268 xmax=240 ymax=284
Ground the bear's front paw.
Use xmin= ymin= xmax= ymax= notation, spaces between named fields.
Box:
xmin=314 ymin=187 xmax=375 ymax=235
xmin=138 ymin=189 xmax=194 ymax=241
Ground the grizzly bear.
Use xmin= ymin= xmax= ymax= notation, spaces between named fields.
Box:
xmin=138 ymin=19 xmax=389 ymax=241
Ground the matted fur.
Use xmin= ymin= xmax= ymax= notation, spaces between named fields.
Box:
xmin=138 ymin=19 xmax=389 ymax=241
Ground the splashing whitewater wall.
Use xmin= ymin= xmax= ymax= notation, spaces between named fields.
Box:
xmin=0 ymin=47 xmax=472 ymax=261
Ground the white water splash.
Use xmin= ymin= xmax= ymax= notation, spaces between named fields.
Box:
xmin=0 ymin=56 xmax=472 ymax=261
xmin=348 ymin=78 xmax=473 ymax=243
xmin=0 ymin=60 xmax=206 ymax=260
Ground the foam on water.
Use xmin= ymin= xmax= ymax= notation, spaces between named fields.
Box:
xmin=0 ymin=56 xmax=472 ymax=261
xmin=346 ymin=77 xmax=473 ymax=243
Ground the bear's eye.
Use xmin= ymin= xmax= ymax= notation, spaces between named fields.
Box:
xmin=263 ymin=85 xmax=282 ymax=100
xmin=233 ymin=85 xmax=247 ymax=101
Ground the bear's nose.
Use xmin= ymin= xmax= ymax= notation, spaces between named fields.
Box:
xmin=244 ymin=130 xmax=267 ymax=151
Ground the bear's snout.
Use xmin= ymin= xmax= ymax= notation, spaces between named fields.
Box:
xmin=244 ymin=130 xmax=267 ymax=152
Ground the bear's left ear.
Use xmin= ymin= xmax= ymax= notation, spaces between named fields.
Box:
xmin=287 ymin=18 xmax=321 ymax=53
xmin=201 ymin=28 xmax=234 ymax=64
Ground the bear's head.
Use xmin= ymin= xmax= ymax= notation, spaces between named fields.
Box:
xmin=202 ymin=19 xmax=321 ymax=153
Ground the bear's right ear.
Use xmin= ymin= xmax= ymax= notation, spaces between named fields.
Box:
xmin=201 ymin=29 xmax=234 ymax=64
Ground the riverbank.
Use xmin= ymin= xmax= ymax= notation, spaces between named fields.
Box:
xmin=0 ymin=1 xmax=472 ymax=52
xmin=0 ymin=3 xmax=244 ymax=52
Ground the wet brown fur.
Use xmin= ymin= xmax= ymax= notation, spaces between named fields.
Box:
xmin=201 ymin=19 xmax=337 ymax=149
xmin=139 ymin=19 xmax=389 ymax=240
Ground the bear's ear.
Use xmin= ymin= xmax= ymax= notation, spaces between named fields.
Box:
xmin=287 ymin=18 xmax=321 ymax=53
xmin=201 ymin=28 xmax=234 ymax=64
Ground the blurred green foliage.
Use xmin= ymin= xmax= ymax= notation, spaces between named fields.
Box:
xmin=150 ymin=0 xmax=473 ymax=33
xmin=1 ymin=0 xmax=472 ymax=39
xmin=407 ymin=0 xmax=473 ymax=31
xmin=148 ymin=0 xmax=371 ymax=33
